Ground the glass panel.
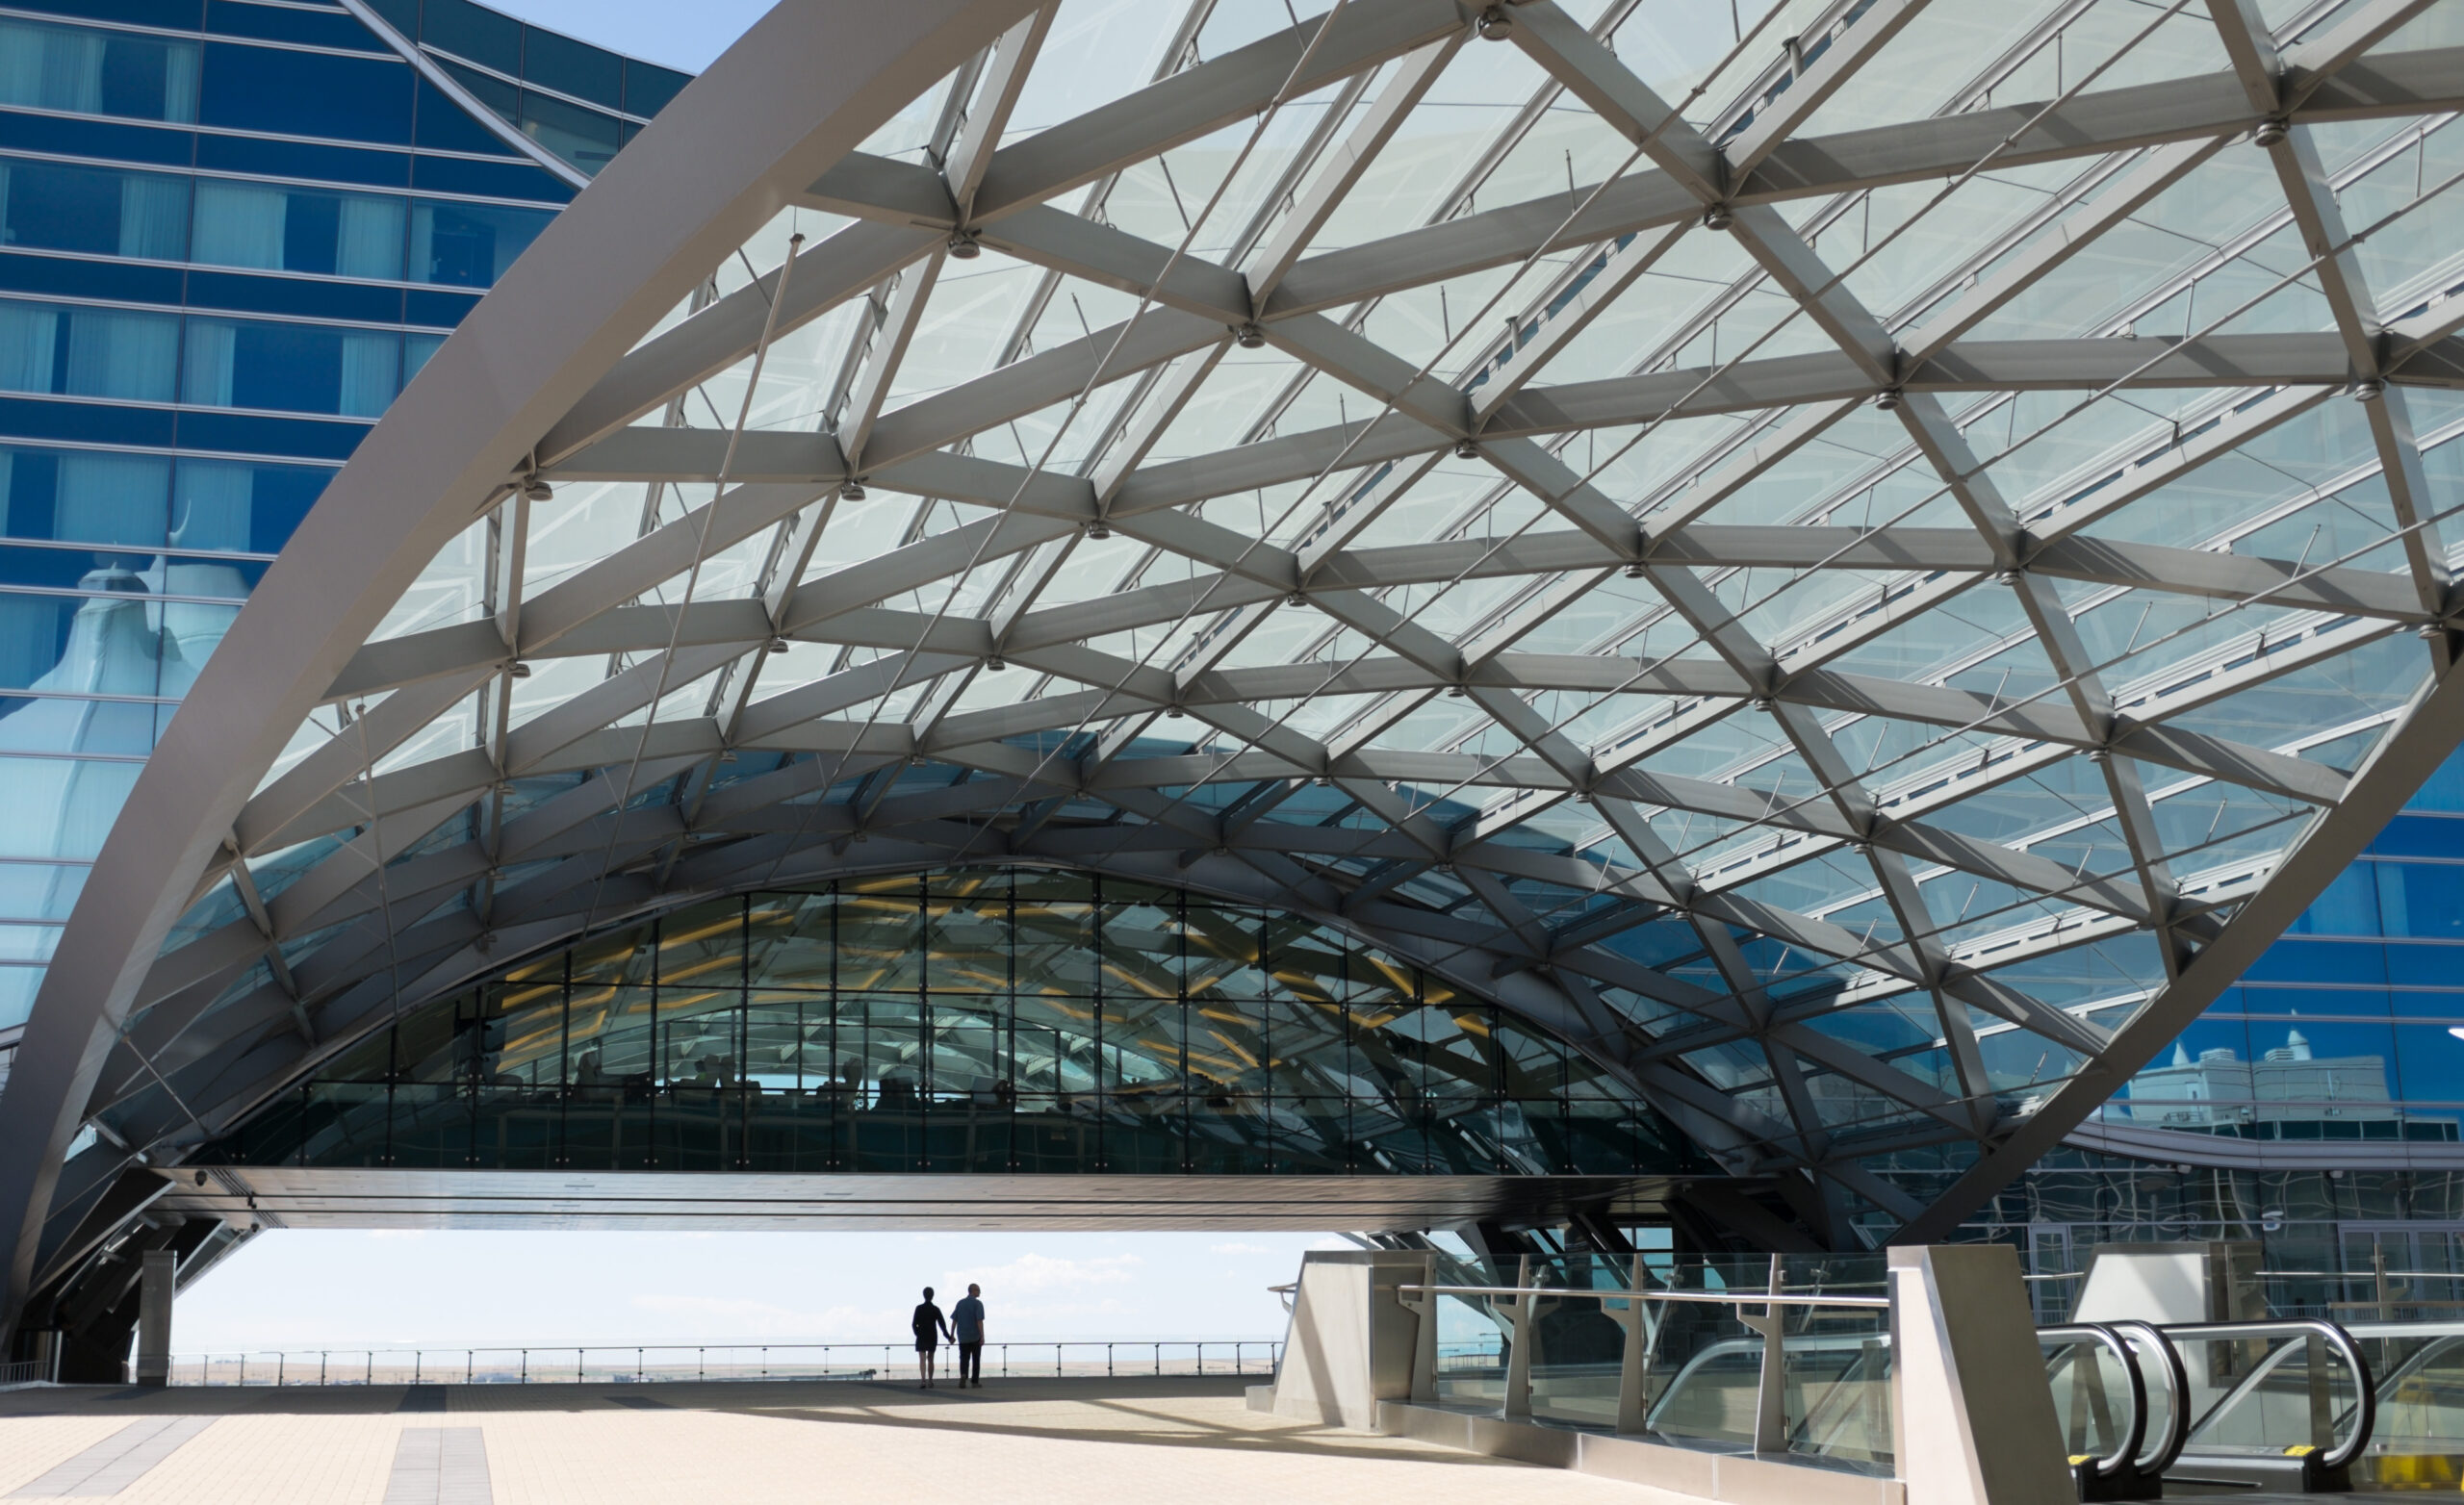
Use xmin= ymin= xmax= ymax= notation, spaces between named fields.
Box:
xmin=200 ymin=871 xmax=1702 ymax=1177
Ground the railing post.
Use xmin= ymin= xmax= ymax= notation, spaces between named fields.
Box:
xmin=1400 ymin=1252 xmax=1440 ymax=1403
xmin=1612 ymin=1251 xmax=1655 ymax=1434
xmin=1742 ymin=1252 xmax=1788 ymax=1456
xmin=319 ymin=1351 xmax=327 ymax=1385
xmin=413 ymin=1351 xmax=421 ymax=1386
xmin=1107 ymin=1342 xmax=1114 ymax=1377
xmin=1502 ymin=1255 xmax=1536 ymax=1418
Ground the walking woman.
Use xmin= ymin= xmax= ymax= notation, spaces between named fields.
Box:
xmin=911 ymin=1287 xmax=953 ymax=1389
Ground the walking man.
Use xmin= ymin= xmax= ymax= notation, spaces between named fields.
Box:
xmin=952 ymin=1283 xmax=987 ymax=1388
xmin=911 ymin=1286 xmax=952 ymax=1389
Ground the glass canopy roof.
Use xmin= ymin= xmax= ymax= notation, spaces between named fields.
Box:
xmin=94 ymin=0 xmax=2464 ymax=1245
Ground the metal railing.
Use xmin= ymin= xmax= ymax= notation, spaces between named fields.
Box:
xmin=0 ymin=1358 xmax=48 ymax=1387
xmin=1397 ymin=1260 xmax=1892 ymax=1462
xmin=166 ymin=1339 xmax=1281 ymax=1388
xmin=2165 ymin=1317 xmax=2375 ymax=1473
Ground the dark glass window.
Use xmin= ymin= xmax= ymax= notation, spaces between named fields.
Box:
xmin=518 ymin=90 xmax=619 ymax=172
xmin=0 ymin=443 xmax=167 ymax=547
xmin=624 ymin=60 xmax=686 ymax=117
xmin=411 ymin=76 xmax=510 ymax=156
xmin=522 ymin=25 xmax=621 ymax=112
xmin=0 ymin=18 xmax=199 ymax=124
xmin=0 ymin=158 xmax=189 ymax=260
xmin=436 ymin=58 xmax=515 ymax=121
xmin=192 ymin=178 xmax=405 ymax=280
xmin=2378 ymin=862 xmax=2464 ymax=940
xmin=0 ymin=297 xmax=178 ymax=402
xmin=171 ymin=455 xmax=330 ymax=553
xmin=181 ymin=315 xmax=403 ymax=418
xmin=196 ymin=872 xmax=1707 ymax=1178
xmin=199 ymin=42 xmax=413 ymax=144
xmin=421 ymin=0 xmax=519 ymax=74
xmin=409 ymin=197 xmax=548 ymax=287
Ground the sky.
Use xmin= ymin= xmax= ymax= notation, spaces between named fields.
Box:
xmin=151 ymin=0 xmax=1344 ymax=1359
xmin=176 ymin=1228 xmax=1335 ymax=1353
xmin=486 ymin=0 xmax=770 ymax=70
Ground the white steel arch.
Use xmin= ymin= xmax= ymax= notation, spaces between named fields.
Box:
xmin=11 ymin=0 xmax=2464 ymax=1324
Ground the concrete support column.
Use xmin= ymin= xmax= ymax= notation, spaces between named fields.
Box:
xmin=134 ymin=1249 xmax=171 ymax=1387
xmin=1889 ymin=1243 xmax=2070 ymax=1505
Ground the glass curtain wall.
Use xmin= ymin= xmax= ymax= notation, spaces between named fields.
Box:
xmin=209 ymin=869 xmax=1707 ymax=1178
xmin=0 ymin=1 xmax=678 ymax=1028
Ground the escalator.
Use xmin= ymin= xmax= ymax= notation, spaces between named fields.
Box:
xmin=2042 ymin=1317 xmax=2375 ymax=1495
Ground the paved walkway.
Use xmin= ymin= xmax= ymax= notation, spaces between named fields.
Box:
xmin=0 ymin=1376 xmax=1652 ymax=1503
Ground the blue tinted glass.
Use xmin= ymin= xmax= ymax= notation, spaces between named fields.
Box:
xmin=0 ymin=158 xmax=189 ymax=259
xmin=192 ymin=180 xmax=406 ymax=279
xmin=2368 ymin=813 xmax=2464 ymax=858
xmin=522 ymin=25 xmax=621 ymax=111
xmin=11 ymin=1 xmax=200 ymax=28
xmin=422 ymin=0 xmax=520 ymax=72
xmin=518 ymin=90 xmax=618 ymax=172
xmin=172 ymin=410 xmax=367 ymax=460
xmin=2285 ymin=862 xmax=2381 ymax=934
xmin=412 ymin=76 xmax=513 ymax=156
xmin=193 ymin=135 xmax=410 ymax=190
xmin=624 ymin=60 xmax=686 ymax=116
xmin=0 ymin=250 xmax=183 ymax=304
xmin=0 ymin=541 xmax=258 ymax=597
xmin=206 ymin=1 xmax=385 ymax=51
xmin=2394 ymin=1024 xmax=2464 ymax=1103
xmin=0 ymin=299 xmax=178 ymax=401
xmin=0 ymin=18 xmax=199 ymax=124
xmin=185 ymin=270 xmax=404 ymax=324
xmin=2407 ymin=748 xmax=2464 ymax=811
xmin=2242 ymin=937 xmax=2389 ymax=983
xmin=0 ymin=446 xmax=168 ymax=547
xmin=172 ymin=455 xmax=328 ymax=552
xmin=0 ymin=396 xmax=170 ymax=449
xmin=0 ymin=858 xmax=86 ymax=921
xmin=2392 ymin=988 xmax=2464 ymax=1019
xmin=402 ymin=287 xmax=478 ymax=327
xmin=0 ymin=752 xmax=140 ymax=855
xmin=408 ymin=155 xmax=569 ymax=202
xmin=0 ymin=591 xmax=148 ymax=693
xmin=0 ymin=695 xmax=164 ymax=753
xmin=0 ymin=112 xmax=192 ymax=167
xmin=2239 ymin=984 xmax=2390 ymax=1017
xmin=409 ymin=197 xmax=548 ymax=286
xmin=2376 ymin=862 xmax=2464 ymax=939
xmin=437 ymin=60 xmax=515 ymax=119
xmin=2383 ymin=942 xmax=2464 ymax=988
xmin=200 ymin=42 xmax=411 ymax=144
xmin=182 ymin=316 xmax=401 ymax=417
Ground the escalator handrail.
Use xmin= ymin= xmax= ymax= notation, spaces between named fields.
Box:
xmin=2107 ymin=1320 xmax=2189 ymax=1476
xmin=2158 ymin=1317 xmax=2375 ymax=1472
xmin=2038 ymin=1322 xmax=2145 ymax=1479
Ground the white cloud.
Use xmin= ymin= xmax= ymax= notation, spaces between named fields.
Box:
xmin=1208 ymin=1242 xmax=1271 ymax=1255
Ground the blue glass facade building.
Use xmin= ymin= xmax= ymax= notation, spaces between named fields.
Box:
xmin=0 ymin=0 xmax=681 ymax=1034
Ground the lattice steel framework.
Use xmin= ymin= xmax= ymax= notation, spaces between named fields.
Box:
xmin=11 ymin=0 xmax=2464 ymax=1312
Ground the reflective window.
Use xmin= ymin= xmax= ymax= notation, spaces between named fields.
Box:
xmin=199 ymin=41 xmax=412 ymax=145
xmin=408 ymin=197 xmax=547 ymax=287
xmin=206 ymin=869 xmax=1706 ymax=1177
xmin=0 ymin=157 xmax=188 ymax=260
xmin=192 ymin=179 xmax=404 ymax=280
xmin=0 ymin=297 xmax=177 ymax=401
xmin=0 ymin=18 xmax=199 ymax=124
xmin=181 ymin=315 xmax=404 ymax=417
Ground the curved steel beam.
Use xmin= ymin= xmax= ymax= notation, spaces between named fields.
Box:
xmin=0 ymin=0 xmax=1040 ymax=1345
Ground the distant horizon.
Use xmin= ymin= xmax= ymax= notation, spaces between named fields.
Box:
xmin=172 ymin=1228 xmax=1334 ymax=1353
